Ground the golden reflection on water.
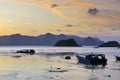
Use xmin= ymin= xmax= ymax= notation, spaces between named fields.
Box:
xmin=0 ymin=53 xmax=119 ymax=80
xmin=0 ymin=55 xmax=71 ymax=71
xmin=0 ymin=55 xmax=47 ymax=71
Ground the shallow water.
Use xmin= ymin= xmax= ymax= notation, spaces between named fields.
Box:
xmin=0 ymin=46 xmax=120 ymax=80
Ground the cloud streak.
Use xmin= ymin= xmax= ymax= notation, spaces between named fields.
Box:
xmin=0 ymin=0 xmax=99 ymax=20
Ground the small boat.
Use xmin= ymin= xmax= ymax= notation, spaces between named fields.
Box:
xmin=16 ymin=49 xmax=35 ymax=55
xmin=115 ymin=55 xmax=120 ymax=61
xmin=76 ymin=54 xmax=107 ymax=65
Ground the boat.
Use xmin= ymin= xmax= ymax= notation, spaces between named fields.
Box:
xmin=16 ymin=49 xmax=35 ymax=55
xmin=76 ymin=54 xmax=107 ymax=65
xmin=115 ymin=55 xmax=120 ymax=61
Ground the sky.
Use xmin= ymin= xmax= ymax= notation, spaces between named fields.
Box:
xmin=0 ymin=0 xmax=120 ymax=42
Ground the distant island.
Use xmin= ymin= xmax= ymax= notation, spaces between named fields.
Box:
xmin=0 ymin=33 xmax=104 ymax=46
xmin=98 ymin=41 xmax=120 ymax=47
xmin=54 ymin=39 xmax=81 ymax=47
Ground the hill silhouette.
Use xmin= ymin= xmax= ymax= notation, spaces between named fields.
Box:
xmin=98 ymin=41 xmax=120 ymax=47
xmin=0 ymin=33 xmax=104 ymax=46
xmin=54 ymin=39 xmax=81 ymax=47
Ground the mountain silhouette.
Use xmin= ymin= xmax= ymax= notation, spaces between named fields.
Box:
xmin=0 ymin=33 xmax=104 ymax=46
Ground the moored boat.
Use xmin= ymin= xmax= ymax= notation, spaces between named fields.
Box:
xmin=76 ymin=54 xmax=107 ymax=65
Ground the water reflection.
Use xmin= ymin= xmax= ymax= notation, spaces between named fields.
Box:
xmin=84 ymin=65 xmax=106 ymax=70
xmin=42 ymin=52 xmax=75 ymax=57
xmin=89 ymin=76 xmax=98 ymax=80
xmin=0 ymin=47 xmax=119 ymax=80
xmin=77 ymin=61 xmax=107 ymax=68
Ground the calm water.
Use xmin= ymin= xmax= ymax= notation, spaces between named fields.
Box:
xmin=0 ymin=46 xmax=120 ymax=80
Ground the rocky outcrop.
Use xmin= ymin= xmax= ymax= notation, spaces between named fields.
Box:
xmin=54 ymin=39 xmax=81 ymax=47
xmin=98 ymin=41 xmax=120 ymax=47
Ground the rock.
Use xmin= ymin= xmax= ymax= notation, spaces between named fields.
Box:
xmin=88 ymin=8 xmax=98 ymax=15
xmin=12 ymin=55 xmax=21 ymax=58
xmin=57 ymin=68 xmax=61 ymax=69
xmin=49 ymin=67 xmax=68 ymax=73
xmin=49 ymin=69 xmax=68 ymax=73
xmin=108 ymin=75 xmax=111 ymax=77
xmin=16 ymin=49 xmax=35 ymax=55
xmin=98 ymin=41 xmax=120 ymax=47
xmin=54 ymin=39 xmax=81 ymax=47
xmin=65 ymin=56 xmax=71 ymax=60
xmin=103 ymin=75 xmax=111 ymax=78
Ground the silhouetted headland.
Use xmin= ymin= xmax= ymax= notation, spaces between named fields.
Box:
xmin=98 ymin=41 xmax=120 ymax=47
xmin=54 ymin=39 xmax=81 ymax=47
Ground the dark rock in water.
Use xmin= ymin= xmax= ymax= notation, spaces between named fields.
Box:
xmin=49 ymin=69 xmax=68 ymax=72
xmin=16 ymin=49 xmax=35 ymax=55
xmin=103 ymin=75 xmax=111 ymax=78
xmin=98 ymin=41 xmax=120 ymax=47
xmin=49 ymin=67 xmax=68 ymax=73
xmin=108 ymin=75 xmax=111 ymax=77
xmin=65 ymin=56 xmax=71 ymax=60
xmin=88 ymin=8 xmax=98 ymax=15
xmin=12 ymin=55 xmax=21 ymax=58
xmin=57 ymin=68 xmax=61 ymax=69
xmin=54 ymin=39 xmax=81 ymax=47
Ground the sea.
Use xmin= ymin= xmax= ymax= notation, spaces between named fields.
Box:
xmin=0 ymin=46 xmax=119 ymax=80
